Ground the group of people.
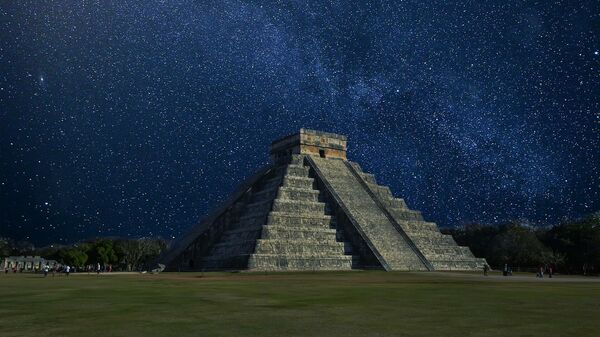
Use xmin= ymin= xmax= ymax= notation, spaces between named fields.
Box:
xmin=537 ymin=265 xmax=554 ymax=278
xmin=482 ymin=263 xmax=512 ymax=276
xmin=2 ymin=263 xmax=116 ymax=277
xmin=502 ymin=264 xmax=513 ymax=276
xmin=84 ymin=263 xmax=113 ymax=274
xmin=42 ymin=264 xmax=73 ymax=277
xmin=482 ymin=264 xmax=513 ymax=276
xmin=482 ymin=263 xmax=555 ymax=278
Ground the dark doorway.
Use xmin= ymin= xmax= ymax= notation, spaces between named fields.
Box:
xmin=319 ymin=149 xmax=326 ymax=158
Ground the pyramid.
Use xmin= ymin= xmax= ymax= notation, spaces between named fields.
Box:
xmin=161 ymin=129 xmax=486 ymax=271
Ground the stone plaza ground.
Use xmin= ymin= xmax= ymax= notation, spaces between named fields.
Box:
xmin=1 ymin=271 xmax=598 ymax=337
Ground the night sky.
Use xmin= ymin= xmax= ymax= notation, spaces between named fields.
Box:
xmin=1 ymin=1 xmax=598 ymax=246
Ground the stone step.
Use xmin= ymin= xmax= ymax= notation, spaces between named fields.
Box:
xmin=360 ymin=173 xmax=377 ymax=184
xmin=261 ymin=226 xmax=338 ymax=242
xmin=388 ymin=208 xmax=423 ymax=221
xmin=422 ymin=252 xmax=476 ymax=262
xmin=221 ymin=225 xmax=336 ymax=241
xmin=419 ymin=245 xmax=473 ymax=256
xmin=397 ymin=220 xmax=440 ymax=232
xmin=392 ymin=198 xmax=407 ymax=208
xmin=379 ymin=250 xmax=428 ymax=260
xmin=208 ymin=239 xmax=351 ymax=258
xmin=386 ymin=262 xmax=430 ymax=271
xmin=248 ymin=254 xmax=356 ymax=271
xmin=272 ymin=199 xmax=325 ymax=214
xmin=404 ymin=230 xmax=447 ymax=238
xmin=366 ymin=183 xmax=394 ymax=199
xmin=267 ymin=212 xmax=333 ymax=228
xmin=276 ymin=187 xmax=320 ymax=202
xmin=282 ymin=176 xmax=315 ymax=189
xmin=410 ymin=235 xmax=457 ymax=246
xmin=427 ymin=253 xmax=480 ymax=261
xmin=289 ymin=155 xmax=305 ymax=166
xmin=347 ymin=161 xmax=365 ymax=173
xmin=203 ymin=254 xmax=357 ymax=271
xmin=378 ymin=197 xmax=408 ymax=210
xmin=430 ymin=259 xmax=486 ymax=271
xmin=254 ymin=240 xmax=350 ymax=255
xmin=284 ymin=165 xmax=310 ymax=177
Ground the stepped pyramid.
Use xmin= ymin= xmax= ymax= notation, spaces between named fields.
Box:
xmin=161 ymin=129 xmax=486 ymax=271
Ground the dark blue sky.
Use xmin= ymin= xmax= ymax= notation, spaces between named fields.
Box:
xmin=1 ymin=1 xmax=598 ymax=245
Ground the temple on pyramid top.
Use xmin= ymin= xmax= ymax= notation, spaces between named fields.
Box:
xmin=160 ymin=129 xmax=486 ymax=272
xmin=270 ymin=128 xmax=348 ymax=162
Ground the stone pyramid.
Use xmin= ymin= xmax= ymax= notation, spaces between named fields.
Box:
xmin=161 ymin=129 xmax=486 ymax=271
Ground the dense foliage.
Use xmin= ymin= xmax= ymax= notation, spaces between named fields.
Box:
xmin=444 ymin=214 xmax=600 ymax=274
xmin=0 ymin=237 xmax=168 ymax=271
xmin=3 ymin=214 xmax=599 ymax=274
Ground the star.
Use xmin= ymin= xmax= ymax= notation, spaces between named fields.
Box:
xmin=0 ymin=1 xmax=597 ymax=245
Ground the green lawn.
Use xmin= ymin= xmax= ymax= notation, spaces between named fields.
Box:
xmin=1 ymin=271 xmax=598 ymax=337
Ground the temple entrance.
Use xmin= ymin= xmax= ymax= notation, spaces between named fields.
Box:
xmin=319 ymin=149 xmax=326 ymax=158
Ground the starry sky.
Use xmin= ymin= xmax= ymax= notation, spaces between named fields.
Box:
xmin=1 ymin=1 xmax=598 ymax=245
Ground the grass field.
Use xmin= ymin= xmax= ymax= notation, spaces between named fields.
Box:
xmin=1 ymin=271 xmax=598 ymax=337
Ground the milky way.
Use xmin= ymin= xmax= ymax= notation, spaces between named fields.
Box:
xmin=1 ymin=1 xmax=598 ymax=245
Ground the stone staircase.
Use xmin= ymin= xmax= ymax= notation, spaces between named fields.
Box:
xmin=348 ymin=162 xmax=486 ymax=271
xmin=201 ymin=157 xmax=356 ymax=271
xmin=309 ymin=157 xmax=429 ymax=271
xmin=162 ymin=129 xmax=487 ymax=272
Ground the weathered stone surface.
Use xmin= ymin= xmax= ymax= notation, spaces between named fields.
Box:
xmin=161 ymin=129 xmax=486 ymax=272
xmin=349 ymin=162 xmax=486 ymax=270
xmin=309 ymin=156 xmax=430 ymax=271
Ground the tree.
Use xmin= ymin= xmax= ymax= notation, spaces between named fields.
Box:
xmin=117 ymin=238 xmax=167 ymax=271
xmin=60 ymin=248 xmax=88 ymax=267
xmin=13 ymin=241 xmax=35 ymax=255
xmin=447 ymin=224 xmax=499 ymax=259
xmin=87 ymin=240 xmax=119 ymax=265
xmin=0 ymin=237 xmax=12 ymax=257
xmin=447 ymin=222 xmax=552 ymax=270
xmin=542 ymin=215 xmax=600 ymax=274
xmin=117 ymin=239 xmax=144 ymax=271
xmin=488 ymin=224 xmax=549 ymax=270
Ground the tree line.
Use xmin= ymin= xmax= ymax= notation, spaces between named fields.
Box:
xmin=442 ymin=213 xmax=600 ymax=275
xmin=0 ymin=237 xmax=167 ymax=272
xmin=2 ymin=213 xmax=599 ymax=274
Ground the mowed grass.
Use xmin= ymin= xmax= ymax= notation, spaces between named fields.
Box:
xmin=1 ymin=271 xmax=598 ymax=337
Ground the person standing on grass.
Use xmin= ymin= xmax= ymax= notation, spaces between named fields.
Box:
xmin=43 ymin=264 xmax=49 ymax=277
xmin=549 ymin=266 xmax=553 ymax=278
xmin=65 ymin=265 xmax=70 ymax=276
xmin=483 ymin=264 xmax=489 ymax=276
xmin=96 ymin=263 xmax=101 ymax=274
